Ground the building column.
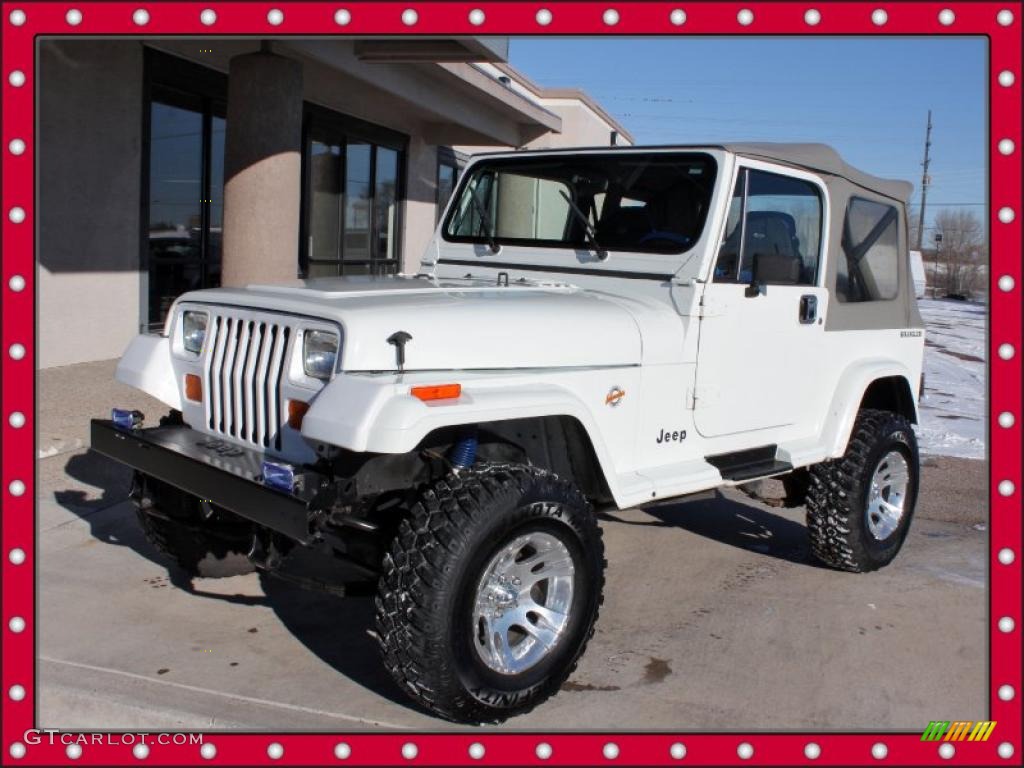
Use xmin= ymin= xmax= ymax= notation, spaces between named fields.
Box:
xmin=221 ymin=51 xmax=303 ymax=287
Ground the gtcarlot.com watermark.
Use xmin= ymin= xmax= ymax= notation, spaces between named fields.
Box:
xmin=24 ymin=730 xmax=204 ymax=746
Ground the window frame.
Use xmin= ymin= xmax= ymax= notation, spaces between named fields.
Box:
xmin=436 ymin=147 xmax=467 ymax=224
xmin=298 ymin=103 xmax=408 ymax=278
xmin=836 ymin=195 xmax=902 ymax=303
xmin=711 ymin=159 xmax=829 ymax=287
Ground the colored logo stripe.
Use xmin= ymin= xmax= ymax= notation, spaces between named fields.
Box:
xmin=922 ymin=722 xmax=949 ymax=741
xmin=922 ymin=721 xmax=997 ymax=742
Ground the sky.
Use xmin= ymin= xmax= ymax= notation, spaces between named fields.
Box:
xmin=508 ymin=36 xmax=987 ymax=239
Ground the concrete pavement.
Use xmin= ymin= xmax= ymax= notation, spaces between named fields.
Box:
xmin=36 ymin=360 xmax=988 ymax=731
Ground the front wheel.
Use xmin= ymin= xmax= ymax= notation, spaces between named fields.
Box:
xmin=375 ymin=464 xmax=604 ymax=723
xmin=806 ymin=409 xmax=920 ymax=572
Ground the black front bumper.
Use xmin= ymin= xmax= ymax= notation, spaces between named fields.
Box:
xmin=90 ymin=419 xmax=320 ymax=543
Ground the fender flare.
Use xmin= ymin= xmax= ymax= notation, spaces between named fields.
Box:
xmin=114 ymin=335 xmax=182 ymax=411
xmin=820 ymin=359 xmax=919 ymax=459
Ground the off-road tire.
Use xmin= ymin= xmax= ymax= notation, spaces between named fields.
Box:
xmin=806 ymin=409 xmax=919 ymax=572
xmin=135 ymin=477 xmax=256 ymax=578
xmin=375 ymin=464 xmax=605 ymax=723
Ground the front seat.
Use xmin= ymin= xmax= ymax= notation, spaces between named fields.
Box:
xmin=745 ymin=211 xmax=803 ymax=284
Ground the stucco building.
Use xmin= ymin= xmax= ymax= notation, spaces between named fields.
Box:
xmin=38 ymin=37 xmax=631 ymax=368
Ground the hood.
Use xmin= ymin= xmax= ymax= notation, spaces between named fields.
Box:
xmin=177 ymin=276 xmax=643 ymax=371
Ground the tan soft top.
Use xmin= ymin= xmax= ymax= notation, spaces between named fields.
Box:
xmin=720 ymin=142 xmax=913 ymax=203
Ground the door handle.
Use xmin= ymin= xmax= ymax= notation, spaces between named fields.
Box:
xmin=799 ymin=294 xmax=818 ymax=324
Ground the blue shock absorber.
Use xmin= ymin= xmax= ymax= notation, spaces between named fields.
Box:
xmin=449 ymin=432 xmax=478 ymax=469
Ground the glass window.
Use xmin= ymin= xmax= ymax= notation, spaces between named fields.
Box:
xmin=375 ymin=147 xmax=399 ymax=269
xmin=838 ymin=197 xmax=900 ymax=302
xmin=146 ymin=90 xmax=225 ymax=328
xmin=444 ymin=152 xmax=717 ymax=254
xmin=713 ymin=168 xmax=822 ymax=286
xmin=437 ymin=162 xmax=456 ymax=222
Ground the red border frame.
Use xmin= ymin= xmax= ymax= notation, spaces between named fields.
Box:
xmin=2 ymin=2 xmax=1021 ymax=765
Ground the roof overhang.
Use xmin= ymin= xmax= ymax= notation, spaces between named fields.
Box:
xmin=353 ymin=36 xmax=508 ymax=63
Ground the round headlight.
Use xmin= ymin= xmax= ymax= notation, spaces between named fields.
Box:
xmin=182 ymin=311 xmax=208 ymax=355
xmin=303 ymin=330 xmax=338 ymax=381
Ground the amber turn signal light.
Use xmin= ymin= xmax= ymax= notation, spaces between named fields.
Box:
xmin=184 ymin=374 xmax=202 ymax=403
xmin=287 ymin=399 xmax=310 ymax=429
xmin=411 ymin=384 xmax=462 ymax=402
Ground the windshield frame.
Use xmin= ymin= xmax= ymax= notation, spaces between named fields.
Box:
xmin=440 ymin=150 xmax=719 ymax=257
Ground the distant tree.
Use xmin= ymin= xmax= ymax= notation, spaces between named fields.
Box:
xmin=933 ymin=208 xmax=986 ymax=297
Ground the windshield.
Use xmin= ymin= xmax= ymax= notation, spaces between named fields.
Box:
xmin=443 ymin=152 xmax=717 ymax=255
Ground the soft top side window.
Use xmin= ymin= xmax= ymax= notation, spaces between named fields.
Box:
xmin=837 ymin=197 xmax=900 ymax=302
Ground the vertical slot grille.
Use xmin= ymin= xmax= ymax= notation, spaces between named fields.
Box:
xmin=203 ymin=312 xmax=291 ymax=450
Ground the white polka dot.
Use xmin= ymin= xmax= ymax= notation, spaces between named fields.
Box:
xmin=8 ymin=138 xmax=25 ymax=155
xmin=334 ymin=742 xmax=351 ymax=759
xmin=9 ymin=480 xmax=25 ymax=496
xmin=871 ymin=9 xmax=888 ymax=25
xmin=9 ymin=548 xmax=26 ymax=565
xmin=536 ymin=742 xmax=552 ymax=760
xmin=805 ymin=9 xmax=821 ymax=26
xmin=9 ymin=411 xmax=26 ymax=428
xmin=536 ymin=8 xmax=552 ymax=26
xmin=998 ymin=207 xmax=1015 ymax=224
xmin=603 ymin=9 xmax=619 ymax=25
xmin=334 ymin=9 xmax=351 ymax=25
xmin=737 ymin=742 xmax=753 ymax=760
xmin=999 ymin=480 xmax=1016 ymax=496
xmin=133 ymin=743 xmax=149 ymax=759
xmin=998 ymin=616 xmax=1015 ymax=632
xmin=998 ymin=343 xmax=1015 ymax=360
xmin=998 ymin=275 xmax=1016 ymax=292
xmin=8 ymin=207 xmax=25 ymax=223
xmin=997 ymin=9 xmax=1014 ymax=26
xmin=998 ymin=70 xmax=1016 ymax=87
xmin=468 ymin=9 xmax=485 ymax=25
xmin=737 ymin=8 xmax=754 ymax=25
xmin=8 ymin=685 xmax=25 ymax=701
xmin=938 ymin=742 xmax=955 ymax=759
xmin=133 ymin=8 xmax=149 ymax=25
xmin=9 ymin=743 xmax=26 ymax=759
xmin=267 ymin=742 xmax=284 ymax=759
xmin=9 ymin=343 xmax=26 ymax=360
xmin=65 ymin=8 xmax=82 ymax=25
xmin=200 ymin=8 xmax=216 ymax=25
xmin=603 ymin=742 xmax=619 ymax=759
xmin=401 ymin=9 xmax=417 ymax=25
xmin=872 ymin=742 xmax=888 ymax=759
xmin=805 ymin=742 xmax=821 ymax=759
xmin=998 ymin=742 xmax=1015 ymax=759
xmin=999 ymin=684 xmax=1015 ymax=701
xmin=468 ymin=743 xmax=485 ymax=760
xmin=267 ymin=9 xmax=284 ymax=25
xmin=9 ymin=275 xmax=26 ymax=292
xmin=402 ymin=743 xmax=418 ymax=760
xmin=999 ymin=548 xmax=1015 ymax=565
xmin=8 ymin=9 xmax=26 ymax=25
xmin=938 ymin=9 xmax=955 ymax=25
xmin=669 ymin=743 xmax=687 ymax=760
xmin=669 ymin=9 xmax=687 ymax=25
xmin=200 ymin=743 xmax=216 ymax=760
xmin=999 ymin=412 xmax=1016 ymax=428
xmin=66 ymin=743 xmax=82 ymax=760
xmin=8 ymin=70 xmax=26 ymax=87
xmin=998 ymin=138 xmax=1015 ymax=155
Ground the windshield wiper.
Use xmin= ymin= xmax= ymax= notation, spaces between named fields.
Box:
xmin=467 ymin=187 xmax=500 ymax=254
xmin=559 ymin=190 xmax=606 ymax=259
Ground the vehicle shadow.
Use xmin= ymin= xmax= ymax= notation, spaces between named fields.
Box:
xmin=599 ymin=492 xmax=822 ymax=568
xmin=53 ymin=449 xmax=420 ymax=714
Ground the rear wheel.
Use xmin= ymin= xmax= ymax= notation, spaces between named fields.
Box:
xmin=135 ymin=476 xmax=256 ymax=578
xmin=375 ymin=464 xmax=604 ymax=723
xmin=806 ymin=409 xmax=919 ymax=572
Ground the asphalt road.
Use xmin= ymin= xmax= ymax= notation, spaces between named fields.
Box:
xmin=35 ymin=360 xmax=988 ymax=731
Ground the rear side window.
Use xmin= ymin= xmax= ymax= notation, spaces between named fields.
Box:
xmin=838 ymin=198 xmax=900 ymax=302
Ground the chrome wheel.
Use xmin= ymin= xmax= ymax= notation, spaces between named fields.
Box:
xmin=472 ymin=530 xmax=575 ymax=675
xmin=865 ymin=450 xmax=910 ymax=541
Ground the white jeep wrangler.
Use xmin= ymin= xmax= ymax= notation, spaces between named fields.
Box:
xmin=92 ymin=143 xmax=925 ymax=723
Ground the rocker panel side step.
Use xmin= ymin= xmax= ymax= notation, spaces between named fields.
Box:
xmin=705 ymin=444 xmax=793 ymax=482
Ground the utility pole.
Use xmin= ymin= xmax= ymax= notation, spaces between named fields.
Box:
xmin=916 ymin=110 xmax=932 ymax=251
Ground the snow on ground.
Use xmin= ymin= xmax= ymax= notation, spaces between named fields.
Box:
xmin=916 ymin=298 xmax=986 ymax=460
